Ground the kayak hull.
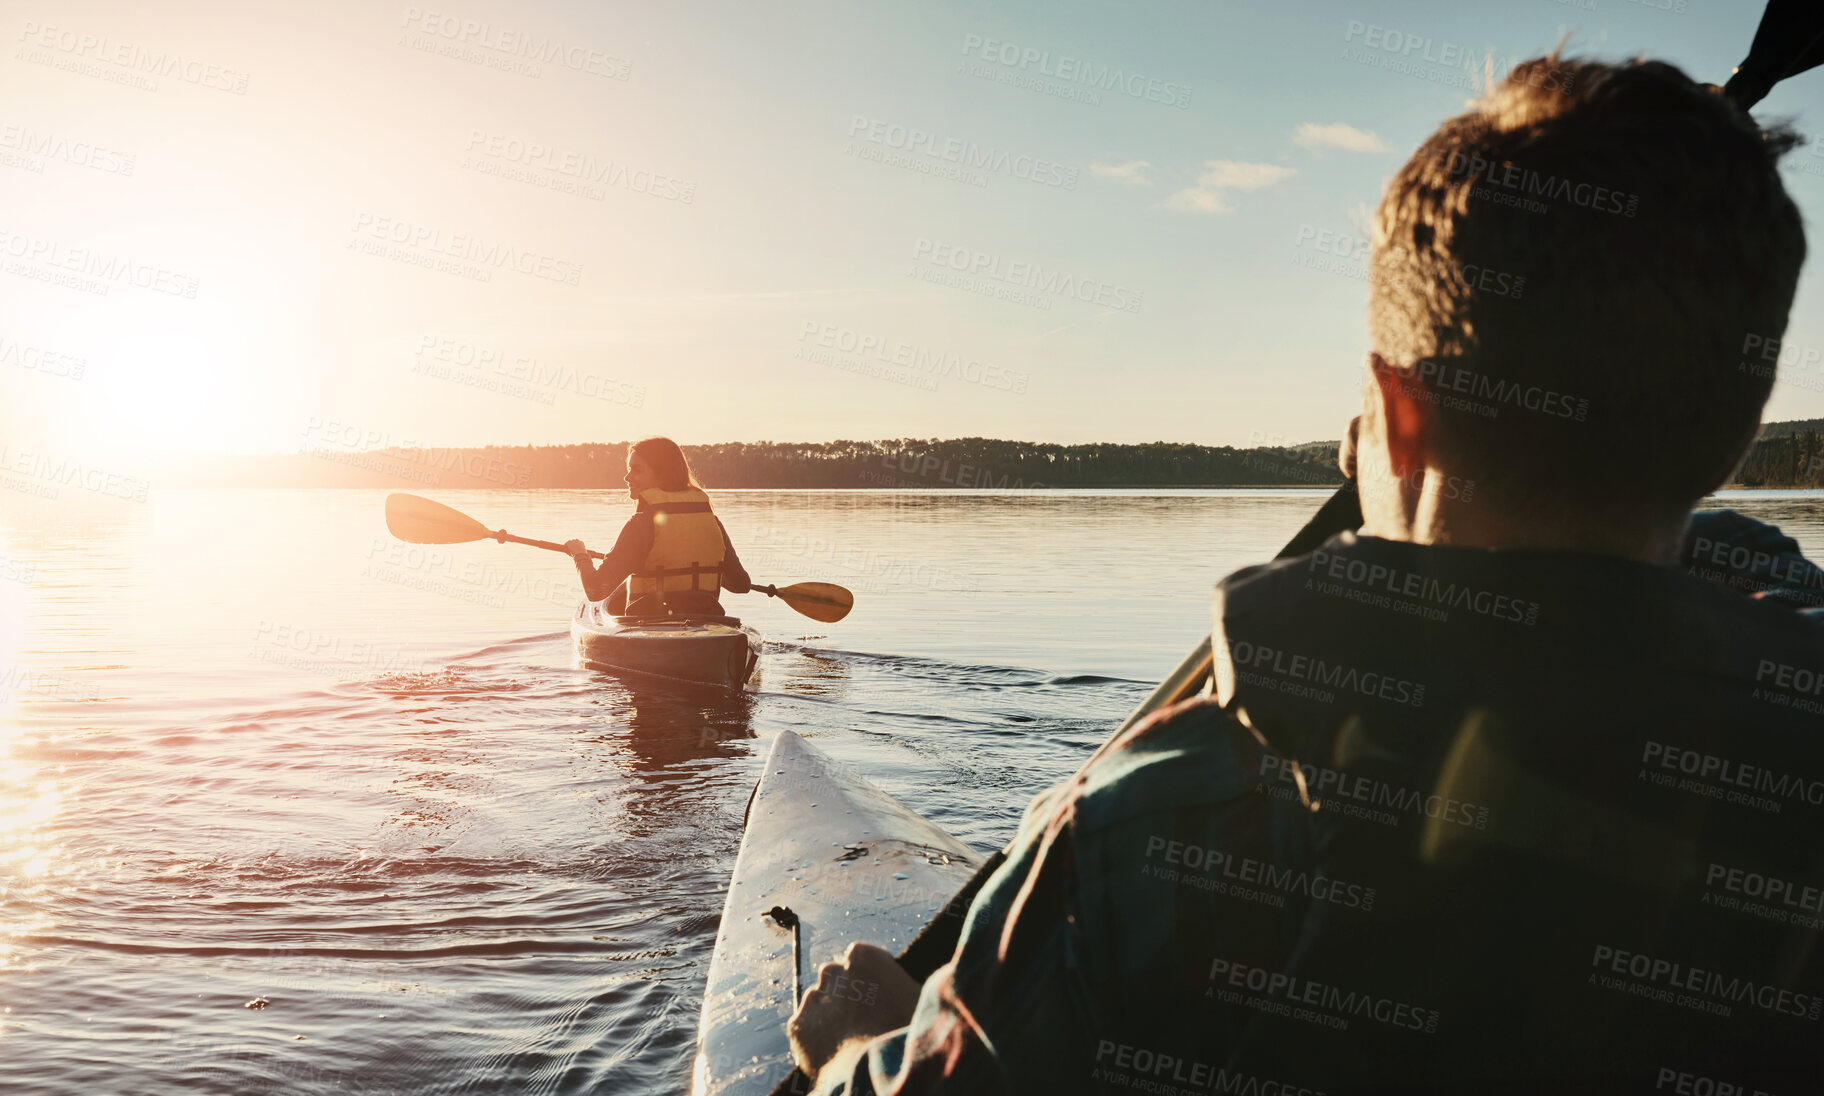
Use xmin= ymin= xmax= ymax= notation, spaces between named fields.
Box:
xmin=693 ymin=731 xmax=976 ymax=1096
xmin=571 ymin=602 xmax=763 ymax=689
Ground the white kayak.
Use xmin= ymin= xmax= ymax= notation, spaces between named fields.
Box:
xmin=571 ymin=601 xmax=763 ymax=689
xmin=692 ymin=731 xmax=977 ymax=1096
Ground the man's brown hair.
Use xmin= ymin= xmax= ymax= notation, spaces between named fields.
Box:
xmin=1369 ymin=55 xmax=1806 ymax=514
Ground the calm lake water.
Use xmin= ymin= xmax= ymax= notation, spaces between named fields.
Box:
xmin=3 ymin=488 xmax=1820 ymax=1094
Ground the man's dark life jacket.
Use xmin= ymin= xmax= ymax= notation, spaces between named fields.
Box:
xmin=1207 ymin=531 xmax=1824 ymax=1092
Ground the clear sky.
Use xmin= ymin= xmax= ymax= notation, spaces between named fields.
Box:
xmin=4 ymin=0 xmax=1822 ymax=461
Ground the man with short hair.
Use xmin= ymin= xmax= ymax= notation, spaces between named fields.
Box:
xmin=790 ymin=55 xmax=1823 ymax=1093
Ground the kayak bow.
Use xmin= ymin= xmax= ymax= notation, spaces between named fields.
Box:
xmin=693 ymin=731 xmax=975 ymax=1096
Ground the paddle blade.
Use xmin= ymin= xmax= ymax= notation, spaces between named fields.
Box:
xmin=774 ymin=581 xmax=854 ymax=623
xmin=385 ymin=493 xmax=492 ymax=545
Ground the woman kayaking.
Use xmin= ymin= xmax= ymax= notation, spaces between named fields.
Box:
xmin=564 ymin=437 xmax=752 ymax=617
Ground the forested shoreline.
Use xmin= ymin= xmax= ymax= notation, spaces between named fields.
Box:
xmin=161 ymin=425 xmax=1824 ymax=489
xmin=1734 ymin=429 xmax=1824 ymax=487
xmin=164 ymin=438 xmax=1347 ymax=489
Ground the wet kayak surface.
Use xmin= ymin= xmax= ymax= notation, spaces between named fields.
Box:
xmin=2 ymin=488 xmax=1817 ymax=1094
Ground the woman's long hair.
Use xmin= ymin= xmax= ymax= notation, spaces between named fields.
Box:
xmin=630 ymin=436 xmax=700 ymax=491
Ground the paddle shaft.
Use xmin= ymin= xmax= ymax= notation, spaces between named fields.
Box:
xmin=493 ymin=528 xmax=607 ymax=561
xmin=752 ymin=583 xmax=827 ymax=600
xmin=484 ymin=530 xmax=795 ymax=601
xmin=503 ymin=532 xmax=846 ymax=623
xmin=504 ymin=533 xmax=841 ymax=620
xmin=492 ymin=531 xmax=817 ymax=599
xmin=388 ymin=494 xmax=854 ymax=620
xmin=493 ymin=532 xmax=792 ymax=599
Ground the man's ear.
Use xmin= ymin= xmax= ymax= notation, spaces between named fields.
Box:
xmin=1339 ymin=415 xmax=1361 ymax=480
xmin=1367 ymin=353 xmax=1433 ymax=477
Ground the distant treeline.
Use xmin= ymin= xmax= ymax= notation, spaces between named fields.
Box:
xmin=164 ymin=424 xmax=1824 ymax=488
xmin=1735 ymin=430 xmax=1824 ymax=488
xmin=168 ymin=438 xmax=1345 ymax=489
xmin=1757 ymin=419 xmax=1824 ymax=440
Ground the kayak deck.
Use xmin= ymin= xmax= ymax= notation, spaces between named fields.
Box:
xmin=693 ymin=731 xmax=977 ymax=1096
xmin=571 ymin=602 xmax=763 ymax=689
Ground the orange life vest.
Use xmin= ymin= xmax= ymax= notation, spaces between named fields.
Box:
xmin=627 ymin=486 xmax=725 ymax=604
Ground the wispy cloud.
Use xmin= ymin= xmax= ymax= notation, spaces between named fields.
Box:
xmin=1091 ymin=160 xmax=1153 ymax=186
xmin=1165 ymin=160 xmax=1297 ymax=214
xmin=1292 ymin=122 xmax=1389 ymax=154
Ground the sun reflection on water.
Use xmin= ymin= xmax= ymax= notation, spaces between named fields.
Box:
xmin=0 ymin=742 xmax=62 ymax=973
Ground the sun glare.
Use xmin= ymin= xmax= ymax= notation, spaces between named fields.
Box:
xmin=34 ymin=297 xmax=256 ymax=459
